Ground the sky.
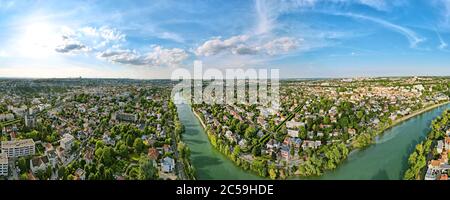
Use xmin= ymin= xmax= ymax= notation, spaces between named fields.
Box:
xmin=1 ymin=0 xmax=450 ymax=79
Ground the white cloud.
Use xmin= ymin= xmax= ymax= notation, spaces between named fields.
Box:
xmin=435 ymin=28 xmax=448 ymax=49
xmin=253 ymin=0 xmax=404 ymax=35
xmin=358 ymin=0 xmax=387 ymax=11
xmin=98 ymin=46 xmax=188 ymax=67
xmin=160 ymin=32 xmax=185 ymax=43
xmin=97 ymin=49 xmax=145 ymax=65
xmin=53 ymin=26 xmax=126 ymax=55
xmin=337 ymin=13 xmax=425 ymax=47
xmin=146 ymin=45 xmax=188 ymax=66
xmin=55 ymin=35 xmax=90 ymax=54
xmin=195 ymin=35 xmax=250 ymax=56
xmin=196 ymin=35 xmax=299 ymax=56
xmin=80 ymin=26 xmax=125 ymax=42
xmin=261 ymin=37 xmax=300 ymax=55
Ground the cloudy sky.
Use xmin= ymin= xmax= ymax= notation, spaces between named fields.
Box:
xmin=1 ymin=0 xmax=450 ymax=79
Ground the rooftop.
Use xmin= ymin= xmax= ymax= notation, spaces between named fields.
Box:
xmin=1 ymin=139 xmax=35 ymax=148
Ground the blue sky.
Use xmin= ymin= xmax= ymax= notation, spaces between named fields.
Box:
xmin=1 ymin=0 xmax=450 ymax=79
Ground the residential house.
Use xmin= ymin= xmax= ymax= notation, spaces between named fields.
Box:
xmin=30 ymin=156 xmax=51 ymax=174
xmin=60 ymin=133 xmax=75 ymax=151
xmin=437 ymin=140 xmax=444 ymax=154
xmin=238 ymin=139 xmax=247 ymax=148
xmin=74 ymin=168 xmax=86 ymax=180
xmin=348 ymin=128 xmax=357 ymax=137
xmin=280 ymin=146 xmax=290 ymax=160
xmin=287 ymin=129 xmax=298 ymax=138
xmin=286 ymin=121 xmax=304 ymax=129
xmin=148 ymin=148 xmax=159 ymax=160
xmin=161 ymin=157 xmax=175 ymax=173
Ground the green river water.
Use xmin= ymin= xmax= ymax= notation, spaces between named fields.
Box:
xmin=176 ymin=101 xmax=450 ymax=180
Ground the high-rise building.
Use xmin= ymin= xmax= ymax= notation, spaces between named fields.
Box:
xmin=1 ymin=139 xmax=35 ymax=158
xmin=0 ymin=153 xmax=8 ymax=176
xmin=24 ymin=114 xmax=36 ymax=128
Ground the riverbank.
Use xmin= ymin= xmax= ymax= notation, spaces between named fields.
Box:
xmin=189 ymin=101 xmax=450 ymax=179
xmin=388 ymin=101 xmax=450 ymax=131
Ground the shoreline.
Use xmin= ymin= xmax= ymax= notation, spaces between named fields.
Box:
xmin=189 ymin=101 xmax=450 ymax=179
xmin=388 ymin=101 xmax=450 ymax=130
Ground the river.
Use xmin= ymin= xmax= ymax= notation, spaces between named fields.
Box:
xmin=175 ymin=99 xmax=450 ymax=180
xmin=176 ymin=101 xmax=262 ymax=180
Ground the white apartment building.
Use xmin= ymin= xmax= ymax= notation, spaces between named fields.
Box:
xmin=60 ymin=133 xmax=75 ymax=150
xmin=1 ymin=139 xmax=36 ymax=158
xmin=0 ymin=153 xmax=8 ymax=176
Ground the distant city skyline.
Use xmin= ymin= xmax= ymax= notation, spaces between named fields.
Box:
xmin=1 ymin=0 xmax=450 ymax=79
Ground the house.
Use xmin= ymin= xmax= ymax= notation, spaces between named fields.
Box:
xmin=314 ymin=141 xmax=322 ymax=148
xmin=102 ymin=134 xmax=115 ymax=146
xmin=266 ymin=139 xmax=280 ymax=150
xmin=74 ymin=168 xmax=86 ymax=180
xmin=280 ymin=146 xmax=290 ymax=160
xmin=60 ymin=133 xmax=75 ymax=151
xmin=437 ymin=140 xmax=444 ymax=154
xmin=84 ymin=148 xmax=94 ymax=164
xmin=286 ymin=121 xmax=304 ymax=129
xmin=56 ymin=146 xmax=67 ymax=162
xmin=348 ymin=128 xmax=357 ymax=137
xmin=161 ymin=157 xmax=175 ymax=173
xmin=317 ymin=132 xmax=324 ymax=137
xmin=445 ymin=137 xmax=450 ymax=151
xmin=163 ymin=144 xmax=172 ymax=154
xmin=257 ymin=130 xmax=265 ymax=138
xmin=30 ymin=156 xmax=51 ymax=174
xmin=428 ymin=160 xmax=442 ymax=170
xmin=424 ymin=168 xmax=437 ymax=180
xmin=302 ymin=140 xmax=315 ymax=149
xmin=225 ymin=131 xmax=237 ymax=143
xmin=45 ymin=149 xmax=58 ymax=167
xmin=293 ymin=138 xmax=302 ymax=148
xmin=148 ymin=148 xmax=159 ymax=160
xmin=287 ymin=129 xmax=298 ymax=138
xmin=238 ymin=139 xmax=247 ymax=148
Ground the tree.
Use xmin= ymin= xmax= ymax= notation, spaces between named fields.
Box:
xmin=117 ymin=143 xmax=128 ymax=158
xmin=298 ymin=126 xmax=307 ymax=139
xmin=233 ymin=145 xmax=241 ymax=157
xmin=20 ymin=173 xmax=28 ymax=180
xmin=356 ymin=111 xmax=364 ymax=120
xmin=133 ymin=138 xmax=145 ymax=154
xmin=268 ymin=163 xmax=278 ymax=180
xmin=58 ymin=166 xmax=67 ymax=180
xmin=101 ymin=147 xmax=114 ymax=166
xmin=137 ymin=155 xmax=158 ymax=180
xmin=18 ymin=157 xmax=29 ymax=172
xmin=252 ymin=146 xmax=261 ymax=157
xmin=244 ymin=126 xmax=257 ymax=139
